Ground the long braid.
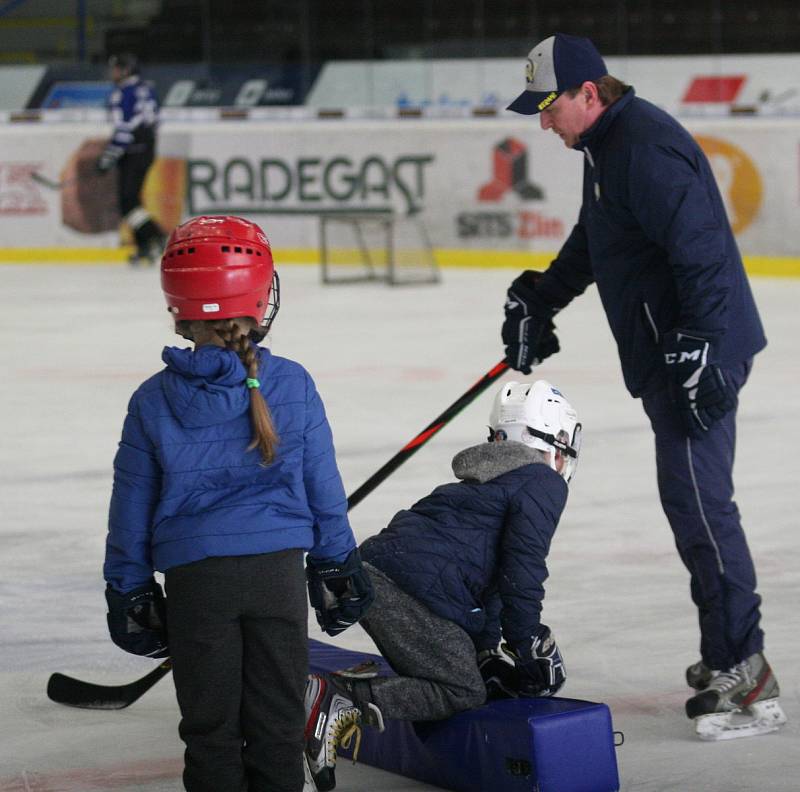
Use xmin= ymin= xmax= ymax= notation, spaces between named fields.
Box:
xmin=215 ymin=319 xmax=279 ymax=464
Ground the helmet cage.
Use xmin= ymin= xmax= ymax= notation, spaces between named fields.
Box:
xmin=526 ymin=422 xmax=582 ymax=483
xmin=250 ymin=270 xmax=280 ymax=341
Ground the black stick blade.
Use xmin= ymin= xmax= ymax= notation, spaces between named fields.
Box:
xmin=30 ymin=172 xmax=64 ymax=190
xmin=47 ymin=660 xmax=172 ymax=710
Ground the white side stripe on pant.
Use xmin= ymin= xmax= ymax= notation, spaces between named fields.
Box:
xmin=686 ymin=437 xmax=725 ymax=575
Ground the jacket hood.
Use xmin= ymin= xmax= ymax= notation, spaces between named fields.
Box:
xmin=161 ymin=345 xmax=266 ymax=428
xmin=452 ymin=441 xmax=547 ymax=484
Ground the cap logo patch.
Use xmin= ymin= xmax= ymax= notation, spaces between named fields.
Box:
xmin=525 ymin=59 xmax=536 ymax=85
xmin=202 ymin=303 xmax=220 ymax=313
xmin=537 ymin=92 xmax=558 ymax=111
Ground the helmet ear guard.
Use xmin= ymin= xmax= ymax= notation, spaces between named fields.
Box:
xmin=489 ymin=380 xmax=581 ymax=482
xmin=161 ymin=215 xmax=279 ymax=339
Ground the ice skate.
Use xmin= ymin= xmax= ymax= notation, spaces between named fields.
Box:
xmin=685 ymin=652 xmax=787 ymax=740
xmin=128 ymin=249 xmax=148 ymax=268
xmin=304 ymin=674 xmax=384 ymax=791
xmin=685 ymin=659 xmax=712 ymax=690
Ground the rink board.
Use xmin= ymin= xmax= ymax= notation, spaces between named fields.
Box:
xmin=309 ymin=640 xmax=620 ymax=792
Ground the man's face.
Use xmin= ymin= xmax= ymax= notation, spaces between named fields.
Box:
xmin=539 ymin=91 xmax=592 ymax=148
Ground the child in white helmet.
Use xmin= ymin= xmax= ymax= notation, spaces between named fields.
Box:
xmin=304 ymin=379 xmax=580 ymax=792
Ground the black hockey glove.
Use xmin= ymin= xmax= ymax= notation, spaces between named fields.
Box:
xmin=662 ymin=329 xmax=737 ymax=438
xmin=105 ymin=579 xmax=168 ymax=658
xmin=477 ymin=645 xmax=521 ymax=700
xmin=511 ymin=625 xmax=566 ymax=698
xmin=306 ymin=548 xmax=375 ymax=637
xmin=502 ymin=270 xmax=560 ymax=374
xmin=96 ymin=144 xmax=123 ymax=173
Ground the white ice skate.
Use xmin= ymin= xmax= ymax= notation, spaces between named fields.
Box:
xmin=685 ymin=652 xmax=787 ymax=740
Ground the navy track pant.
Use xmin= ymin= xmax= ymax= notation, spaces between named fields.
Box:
xmin=641 ymin=360 xmax=764 ymax=670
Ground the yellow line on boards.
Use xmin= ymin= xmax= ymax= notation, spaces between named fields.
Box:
xmin=1 ymin=248 xmax=799 ymax=278
xmin=0 ymin=249 xmax=131 ymax=264
xmin=742 ymin=257 xmax=800 ymax=279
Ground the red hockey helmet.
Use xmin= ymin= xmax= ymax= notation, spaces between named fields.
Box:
xmin=161 ymin=216 xmax=279 ymax=337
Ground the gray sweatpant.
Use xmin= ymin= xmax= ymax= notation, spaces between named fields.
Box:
xmin=353 ymin=564 xmax=485 ymax=722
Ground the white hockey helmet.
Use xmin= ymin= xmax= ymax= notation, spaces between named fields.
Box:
xmin=488 ymin=380 xmax=582 ymax=482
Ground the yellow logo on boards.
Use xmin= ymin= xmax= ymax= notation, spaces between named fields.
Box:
xmin=537 ymin=92 xmax=558 ymax=111
xmin=695 ymin=136 xmax=762 ymax=234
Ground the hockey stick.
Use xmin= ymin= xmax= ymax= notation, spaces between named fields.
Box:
xmin=47 ymin=359 xmax=510 ymax=708
xmin=47 ymin=658 xmax=172 ymax=710
xmin=347 ymin=359 xmax=509 ymax=509
xmin=30 ymin=172 xmax=78 ymax=190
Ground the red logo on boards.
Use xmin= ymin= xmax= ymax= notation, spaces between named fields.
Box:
xmin=682 ymin=76 xmax=746 ymax=104
xmin=0 ymin=163 xmax=47 ymax=215
xmin=478 ymin=137 xmax=544 ymax=201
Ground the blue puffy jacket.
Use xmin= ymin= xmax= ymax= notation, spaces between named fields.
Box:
xmin=536 ymin=88 xmax=766 ymax=397
xmin=104 ymin=344 xmax=356 ymax=592
xmin=359 ymin=442 xmax=567 ymax=652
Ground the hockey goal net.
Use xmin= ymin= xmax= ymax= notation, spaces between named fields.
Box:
xmin=319 ymin=212 xmax=439 ymax=286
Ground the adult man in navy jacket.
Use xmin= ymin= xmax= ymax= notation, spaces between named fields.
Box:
xmin=502 ymin=33 xmax=786 ymax=741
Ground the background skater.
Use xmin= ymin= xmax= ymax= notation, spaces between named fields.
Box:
xmin=97 ymin=53 xmax=166 ymax=266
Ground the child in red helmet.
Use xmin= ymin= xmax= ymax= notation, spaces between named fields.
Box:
xmin=103 ymin=216 xmax=373 ymax=792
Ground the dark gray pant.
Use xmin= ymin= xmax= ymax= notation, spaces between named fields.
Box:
xmin=354 ymin=564 xmax=485 ymax=721
xmin=165 ymin=551 xmax=308 ymax=792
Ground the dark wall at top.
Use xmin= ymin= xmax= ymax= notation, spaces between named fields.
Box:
xmin=105 ymin=0 xmax=800 ymax=63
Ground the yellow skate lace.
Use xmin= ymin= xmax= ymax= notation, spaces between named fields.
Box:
xmin=328 ymin=710 xmax=363 ymax=766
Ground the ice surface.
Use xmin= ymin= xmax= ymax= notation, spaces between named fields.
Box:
xmin=0 ymin=263 xmax=797 ymax=791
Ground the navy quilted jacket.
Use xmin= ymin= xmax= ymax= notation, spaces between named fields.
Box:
xmin=536 ymin=88 xmax=766 ymax=397
xmin=104 ymin=344 xmax=355 ymax=592
xmin=360 ymin=443 xmax=568 ymax=651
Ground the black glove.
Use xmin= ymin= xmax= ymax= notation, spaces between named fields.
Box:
xmin=662 ymin=329 xmax=737 ymax=437
xmin=477 ymin=645 xmax=521 ymax=700
xmin=306 ymin=548 xmax=374 ymax=636
xmin=105 ymin=579 xmax=168 ymax=658
xmin=511 ymin=625 xmax=566 ymax=698
xmin=96 ymin=144 xmax=123 ymax=173
xmin=502 ymin=270 xmax=560 ymax=374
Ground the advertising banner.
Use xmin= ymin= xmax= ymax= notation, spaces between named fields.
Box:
xmin=0 ymin=116 xmax=798 ymax=275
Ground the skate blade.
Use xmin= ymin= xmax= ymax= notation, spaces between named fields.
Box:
xmin=333 ymin=659 xmax=380 ymax=679
xmin=303 ymin=754 xmax=318 ymax=792
xmin=695 ymin=698 xmax=788 ymax=741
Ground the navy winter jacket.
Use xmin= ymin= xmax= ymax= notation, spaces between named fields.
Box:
xmin=104 ymin=344 xmax=355 ymax=593
xmin=536 ymin=88 xmax=766 ymax=397
xmin=359 ymin=442 xmax=568 ymax=652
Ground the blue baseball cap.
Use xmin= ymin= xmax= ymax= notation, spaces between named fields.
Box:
xmin=507 ymin=33 xmax=608 ymax=115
